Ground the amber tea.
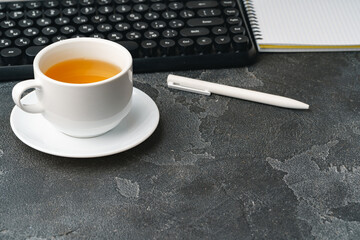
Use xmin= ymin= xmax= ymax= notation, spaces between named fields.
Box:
xmin=45 ymin=59 xmax=122 ymax=84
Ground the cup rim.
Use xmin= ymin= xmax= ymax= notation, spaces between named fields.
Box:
xmin=33 ymin=38 xmax=132 ymax=87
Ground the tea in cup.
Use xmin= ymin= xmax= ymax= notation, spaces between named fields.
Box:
xmin=44 ymin=58 xmax=122 ymax=84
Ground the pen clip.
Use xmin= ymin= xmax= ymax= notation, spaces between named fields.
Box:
xmin=167 ymin=82 xmax=211 ymax=96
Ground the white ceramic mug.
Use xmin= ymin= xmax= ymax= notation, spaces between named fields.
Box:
xmin=12 ymin=38 xmax=133 ymax=138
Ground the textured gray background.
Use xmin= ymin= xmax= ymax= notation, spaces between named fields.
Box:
xmin=1 ymin=52 xmax=360 ymax=239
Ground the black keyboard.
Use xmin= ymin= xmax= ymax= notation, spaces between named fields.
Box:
xmin=0 ymin=0 xmax=257 ymax=81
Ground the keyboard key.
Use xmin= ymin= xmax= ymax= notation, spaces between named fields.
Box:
xmin=42 ymin=26 xmax=58 ymax=36
xmin=9 ymin=11 xmax=25 ymax=20
xmin=214 ymin=35 xmax=231 ymax=52
xmin=169 ymin=20 xmax=185 ymax=29
xmin=15 ymin=37 xmax=31 ymax=49
xmin=107 ymin=32 xmax=123 ymax=41
xmin=1 ymin=48 xmax=22 ymax=65
xmin=144 ymin=12 xmax=159 ymax=21
xmin=212 ymin=26 xmax=228 ymax=35
xmin=187 ymin=18 xmax=224 ymax=27
xmin=197 ymin=9 xmax=221 ymax=17
xmin=91 ymin=15 xmax=106 ymax=24
xmin=227 ymin=17 xmax=242 ymax=25
xmin=5 ymin=29 xmax=21 ymax=39
xmin=196 ymin=36 xmax=212 ymax=53
xmin=233 ymin=35 xmax=249 ymax=50
xmin=229 ymin=26 xmax=245 ymax=36
xmin=144 ymin=30 xmax=159 ymax=40
xmin=180 ymin=10 xmax=195 ymax=19
xmin=162 ymin=29 xmax=178 ymax=38
xmin=60 ymin=26 xmax=76 ymax=35
xmin=36 ymin=18 xmax=52 ymax=27
xmin=186 ymin=1 xmax=218 ymax=9
xmin=0 ymin=12 xmax=5 ymax=21
xmin=116 ymin=5 xmax=131 ymax=14
xmin=61 ymin=0 xmax=77 ymax=7
xmin=151 ymin=3 xmax=166 ymax=12
xmin=72 ymin=34 xmax=86 ymax=38
xmin=180 ymin=27 xmax=209 ymax=37
xmin=133 ymin=22 xmax=148 ymax=31
xmin=81 ymin=7 xmax=96 ymax=15
xmin=115 ymin=23 xmax=131 ymax=32
xmin=108 ymin=14 xmax=124 ymax=23
xmin=79 ymin=24 xmax=95 ymax=34
xmin=169 ymin=2 xmax=184 ymax=11
xmin=79 ymin=0 xmax=95 ymax=6
xmin=151 ymin=21 xmax=166 ymax=30
xmin=63 ymin=8 xmax=78 ymax=17
xmin=224 ymin=8 xmax=239 ymax=17
xmin=44 ymin=9 xmax=61 ymax=19
xmin=1 ymin=20 xmax=16 ymax=29
xmin=221 ymin=0 xmax=236 ymax=7
xmin=97 ymin=0 xmax=111 ymax=5
xmin=178 ymin=38 xmax=194 ymax=54
xmin=0 ymin=39 xmax=12 ymax=49
xmin=55 ymin=17 xmax=70 ymax=26
xmin=27 ymin=10 xmax=42 ymax=19
xmin=89 ymin=33 xmax=104 ymax=38
xmin=126 ymin=31 xmax=141 ymax=41
xmin=33 ymin=36 xmax=49 ymax=46
xmin=114 ymin=0 xmax=129 ymax=4
xmin=98 ymin=6 xmax=114 ymax=15
xmin=52 ymin=35 xmax=67 ymax=42
xmin=159 ymin=39 xmax=175 ymax=55
xmin=43 ymin=0 xmax=59 ymax=8
xmin=97 ymin=23 xmax=113 ymax=33
xmin=25 ymin=46 xmax=45 ymax=62
xmin=23 ymin=28 xmax=40 ymax=38
xmin=127 ymin=13 xmax=142 ymax=22
xmin=133 ymin=4 xmax=149 ymax=13
xmin=18 ymin=19 xmax=34 ymax=28
xmin=73 ymin=16 xmax=88 ymax=24
xmin=8 ymin=3 xmax=24 ymax=11
xmin=162 ymin=11 xmax=177 ymax=20
xmin=141 ymin=40 xmax=157 ymax=56
xmin=117 ymin=41 xmax=139 ymax=56
xmin=26 ymin=1 xmax=42 ymax=9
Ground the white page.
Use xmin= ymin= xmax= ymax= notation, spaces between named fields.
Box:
xmin=246 ymin=0 xmax=360 ymax=47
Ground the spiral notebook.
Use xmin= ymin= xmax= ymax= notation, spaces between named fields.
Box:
xmin=243 ymin=0 xmax=360 ymax=52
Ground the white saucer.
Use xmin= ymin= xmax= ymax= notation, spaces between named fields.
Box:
xmin=10 ymin=88 xmax=160 ymax=158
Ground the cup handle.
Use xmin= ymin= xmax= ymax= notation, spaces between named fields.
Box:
xmin=12 ymin=79 xmax=44 ymax=113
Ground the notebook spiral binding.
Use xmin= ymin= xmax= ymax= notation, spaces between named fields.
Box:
xmin=243 ymin=0 xmax=263 ymax=40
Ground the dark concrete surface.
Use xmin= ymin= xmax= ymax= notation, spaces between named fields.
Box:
xmin=1 ymin=52 xmax=360 ymax=239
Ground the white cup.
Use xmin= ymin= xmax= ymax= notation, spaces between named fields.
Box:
xmin=12 ymin=38 xmax=133 ymax=138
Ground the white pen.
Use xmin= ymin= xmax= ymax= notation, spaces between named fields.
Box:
xmin=167 ymin=74 xmax=309 ymax=110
